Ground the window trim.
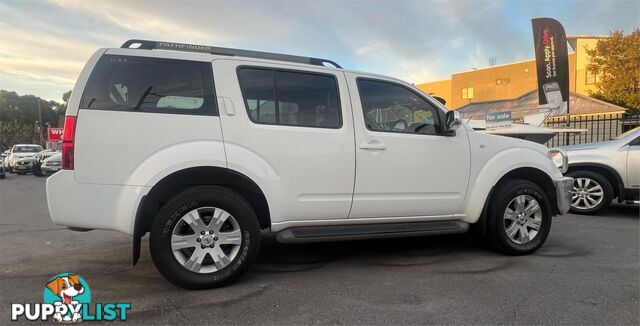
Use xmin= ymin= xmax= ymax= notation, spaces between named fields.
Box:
xmin=79 ymin=54 xmax=218 ymax=116
xmin=355 ymin=77 xmax=445 ymax=136
xmin=236 ymin=65 xmax=343 ymax=129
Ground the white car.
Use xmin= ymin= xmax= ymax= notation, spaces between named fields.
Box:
xmin=561 ymin=127 xmax=640 ymax=214
xmin=46 ymin=40 xmax=573 ymax=289
xmin=7 ymin=144 xmax=43 ymax=173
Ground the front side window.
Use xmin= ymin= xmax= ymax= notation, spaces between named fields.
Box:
xmin=357 ymin=79 xmax=442 ymax=135
xmin=81 ymin=55 xmax=216 ymax=115
xmin=237 ymin=68 xmax=341 ymax=128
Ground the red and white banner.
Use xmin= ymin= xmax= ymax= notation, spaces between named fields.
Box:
xmin=47 ymin=128 xmax=64 ymax=142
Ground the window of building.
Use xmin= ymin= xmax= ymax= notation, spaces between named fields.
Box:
xmin=357 ymin=79 xmax=442 ymax=135
xmin=81 ymin=55 xmax=216 ymax=115
xmin=496 ymin=78 xmax=511 ymax=85
xmin=586 ymin=69 xmax=598 ymax=85
xmin=237 ymin=68 xmax=341 ymax=128
xmin=461 ymin=87 xmax=474 ymax=99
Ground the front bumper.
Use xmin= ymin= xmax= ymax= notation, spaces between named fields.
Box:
xmin=41 ymin=165 xmax=61 ymax=173
xmin=554 ymin=177 xmax=574 ymax=214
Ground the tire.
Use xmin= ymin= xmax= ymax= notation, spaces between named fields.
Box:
xmin=17 ymin=172 xmax=25 ymax=175
xmin=33 ymin=163 xmax=44 ymax=177
xmin=0 ymin=173 xmax=5 ymax=179
xmin=487 ymin=179 xmax=552 ymax=255
xmin=150 ymin=186 xmax=261 ymax=289
xmin=566 ymin=170 xmax=613 ymax=215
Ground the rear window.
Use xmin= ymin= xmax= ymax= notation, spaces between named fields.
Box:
xmin=80 ymin=55 xmax=217 ymax=115
xmin=237 ymin=67 xmax=341 ymax=128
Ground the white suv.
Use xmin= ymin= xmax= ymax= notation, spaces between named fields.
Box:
xmin=47 ymin=40 xmax=573 ymax=289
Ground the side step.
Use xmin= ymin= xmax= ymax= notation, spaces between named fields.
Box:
xmin=276 ymin=221 xmax=469 ymax=244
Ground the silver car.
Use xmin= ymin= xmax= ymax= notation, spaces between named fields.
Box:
xmin=41 ymin=153 xmax=62 ymax=175
xmin=561 ymin=127 xmax=640 ymax=214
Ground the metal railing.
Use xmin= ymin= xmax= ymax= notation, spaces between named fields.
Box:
xmin=544 ymin=113 xmax=640 ymax=147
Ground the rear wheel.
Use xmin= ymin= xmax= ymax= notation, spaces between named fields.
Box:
xmin=566 ymin=170 xmax=612 ymax=215
xmin=487 ymin=179 xmax=552 ymax=255
xmin=150 ymin=186 xmax=261 ymax=289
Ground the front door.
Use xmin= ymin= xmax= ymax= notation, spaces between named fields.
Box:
xmin=626 ymin=136 xmax=640 ymax=190
xmin=346 ymin=73 xmax=470 ymax=218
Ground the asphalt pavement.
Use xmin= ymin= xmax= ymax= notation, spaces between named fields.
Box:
xmin=1 ymin=174 xmax=638 ymax=325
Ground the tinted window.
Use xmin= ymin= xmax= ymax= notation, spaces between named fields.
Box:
xmin=238 ymin=68 xmax=341 ymax=128
xmin=81 ymin=55 xmax=216 ymax=115
xmin=357 ymin=79 xmax=442 ymax=135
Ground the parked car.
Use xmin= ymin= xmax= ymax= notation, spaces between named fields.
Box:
xmin=1 ymin=149 xmax=9 ymax=171
xmin=33 ymin=149 xmax=60 ymax=177
xmin=46 ymin=40 xmax=573 ymax=289
xmin=40 ymin=153 xmax=62 ymax=175
xmin=0 ymin=157 xmax=5 ymax=180
xmin=6 ymin=144 xmax=43 ymax=173
xmin=11 ymin=156 xmax=38 ymax=175
xmin=561 ymin=127 xmax=640 ymax=214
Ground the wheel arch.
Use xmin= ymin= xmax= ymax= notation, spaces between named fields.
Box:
xmin=473 ymin=166 xmax=558 ymax=236
xmin=566 ymin=163 xmax=624 ymax=200
xmin=133 ymin=166 xmax=271 ymax=262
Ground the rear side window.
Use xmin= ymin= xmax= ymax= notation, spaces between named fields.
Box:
xmin=81 ymin=55 xmax=217 ymax=115
xmin=237 ymin=67 xmax=341 ymax=128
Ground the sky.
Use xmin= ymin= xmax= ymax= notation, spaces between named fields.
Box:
xmin=0 ymin=0 xmax=638 ymax=102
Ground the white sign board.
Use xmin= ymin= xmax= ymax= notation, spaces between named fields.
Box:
xmin=486 ymin=111 xmax=512 ymax=130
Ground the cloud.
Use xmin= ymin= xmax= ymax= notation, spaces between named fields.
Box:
xmin=0 ymin=0 xmax=638 ymax=101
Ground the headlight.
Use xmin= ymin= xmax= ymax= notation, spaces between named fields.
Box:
xmin=547 ymin=148 xmax=568 ymax=174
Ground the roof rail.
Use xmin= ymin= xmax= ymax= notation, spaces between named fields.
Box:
xmin=121 ymin=39 xmax=342 ymax=69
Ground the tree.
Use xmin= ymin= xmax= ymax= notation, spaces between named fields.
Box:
xmin=0 ymin=90 xmax=67 ymax=149
xmin=585 ymin=29 xmax=640 ymax=113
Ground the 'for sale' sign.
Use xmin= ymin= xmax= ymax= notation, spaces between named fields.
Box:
xmin=48 ymin=128 xmax=63 ymax=142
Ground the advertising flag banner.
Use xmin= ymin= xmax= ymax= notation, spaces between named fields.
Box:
xmin=47 ymin=128 xmax=64 ymax=142
xmin=532 ymin=18 xmax=570 ymax=116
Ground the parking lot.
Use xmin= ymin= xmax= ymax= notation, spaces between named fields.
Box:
xmin=0 ymin=174 xmax=638 ymax=325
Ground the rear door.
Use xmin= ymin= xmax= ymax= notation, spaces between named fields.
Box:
xmin=74 ymin=50 xmax=222 ymax=185
xmin=213 ymin=59 xmax=355 ymax=223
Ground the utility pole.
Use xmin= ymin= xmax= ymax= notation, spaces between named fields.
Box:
xmin=37 ymin=99 xmax=43 ymax=147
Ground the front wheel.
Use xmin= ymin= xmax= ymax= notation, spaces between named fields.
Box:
xmin=566 ymin=170 xmax=612 ymax=215
xmin=150 ymin=186 xmax=261 ymax=289
xmin=487 ymin=179 xmax=552 ymax=255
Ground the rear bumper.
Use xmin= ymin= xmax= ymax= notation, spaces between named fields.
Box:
xmin=554 ymin=177 xmax=574 ymax=214
xmin=46 ymin=170 xmax=148 ymax=235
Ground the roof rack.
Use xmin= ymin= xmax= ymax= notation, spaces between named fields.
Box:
xmin=121 ymin=39 xmax=342 ymax=69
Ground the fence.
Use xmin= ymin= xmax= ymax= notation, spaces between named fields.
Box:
xmin=544 ymin=113 xmax=640 ymax=147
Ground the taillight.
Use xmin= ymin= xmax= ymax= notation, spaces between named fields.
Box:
xmin=61 ymin=116 xmax=76 ymax=170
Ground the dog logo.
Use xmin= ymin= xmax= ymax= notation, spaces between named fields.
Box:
xmin=43 ymin=273 xmax=91 ymax=323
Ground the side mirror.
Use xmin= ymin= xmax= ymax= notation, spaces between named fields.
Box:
xmin=444 ymin=110 xmax=461 ymax=136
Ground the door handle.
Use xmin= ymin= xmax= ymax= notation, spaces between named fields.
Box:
xmin=359 ymin=141 xmax=387 ymax=150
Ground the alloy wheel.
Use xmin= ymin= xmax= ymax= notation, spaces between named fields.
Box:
xmin=503 ymin=195 xmax=542 ymax=244
xmin=171 ymin=206 xmax=242 ymax=273
xmin=571 ymin=177 xmax=604 ymax=210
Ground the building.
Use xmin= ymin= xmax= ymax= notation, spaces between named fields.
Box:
xmin=417 ymin=36 xmax=603 ymax=110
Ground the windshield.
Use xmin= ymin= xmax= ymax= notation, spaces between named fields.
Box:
xmin=613 ymin=127 xmax=640 ymax=140
xmin=13 ymin=145 xmax=43 ymax=153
